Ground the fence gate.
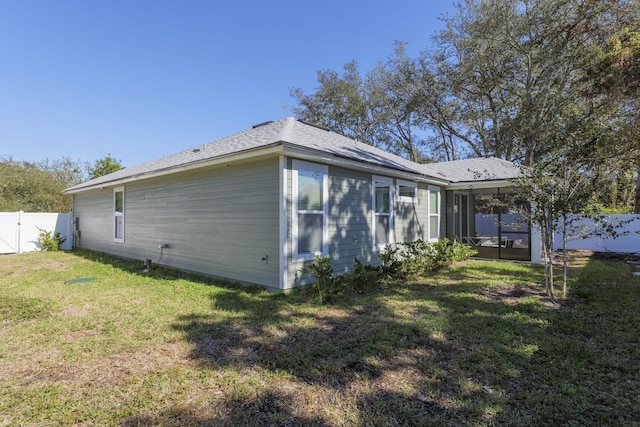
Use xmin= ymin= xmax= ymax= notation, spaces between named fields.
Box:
xmin=0 ymin=212 xmax=20 ymax=254
xmin=0 ymin=212 xmax=73 ymax=254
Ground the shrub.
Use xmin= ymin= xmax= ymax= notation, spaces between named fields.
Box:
xmin=301 ymin=256 xmax=382 ymax=303
xmin=428 ymin=239 xmax=454 ymax=272
xmin=341 ymin=258 xmax=381 ymax=292
xmin=36 ymin=227 xmax=67 ymax=251
xmin=300 ymin=239 xmax=477 ymax=303
xmin=390 ymin=238 xmax=477 ymax=278
xmin=300 ymin=255 xmax=335 ymax=304
xmin=448 ymin=240 xmax=478 ymax=262
xmin=400 ymin=239 xmax=442 ymax=276
xmin=378 ymin=243 xmax=404 ymax=279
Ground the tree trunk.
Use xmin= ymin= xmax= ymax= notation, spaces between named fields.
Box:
xmin=562 ymin=214 xmax=568 ymax=298
xmin=635 ymin=153 xmax=640 ymax=214
xmin=541 ymin=211 xmax=556 ymax=301
xmin=548 ymin=224 xmax=555 ymax=301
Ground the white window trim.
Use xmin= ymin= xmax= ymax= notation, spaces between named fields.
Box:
xmin=428 ymin=185 xmax=440 ymax=242
xmin=397 ymin=179 xmax=418 ymax=203
xmin=113 ymin=187 xmax=124 ymax=243
xmin=292 ymin=160 xmax=328 ymax=261
xmin=372 ymin=175 xmax=394 ymax=251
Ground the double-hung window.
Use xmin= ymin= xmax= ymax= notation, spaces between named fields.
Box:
xmin=428 ymin=186 xmax=440 ymax=241
xmin=373 ymin=176 xmax=393 ymax=249
xmin=292 ymin=160 xmax=328 ymax=260
xmin=113 ymin=187 xmax=124 ymax=243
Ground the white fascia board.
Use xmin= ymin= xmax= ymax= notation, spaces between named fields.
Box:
xmin=280 ymin=144 xmax=450 ymax=186
xmin=64 ymin=142 xmax=453 ymax=194
xmin=446 ymin=179 xmax=516 ymax=191
xmin=63 ymin=144 xmax=286 ymax=194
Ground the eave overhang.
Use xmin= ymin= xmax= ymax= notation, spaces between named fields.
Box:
xmin=446 ymin=179 xmax=518 ymax=191
xmin=63 ymin=141 xmax=451 ymax=194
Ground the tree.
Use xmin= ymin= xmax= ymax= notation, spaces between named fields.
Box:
xmin=518 ymin=145 xmax=597 ymax=299
xmin=426 ymin=0 xmax=621 ymax=166
xmin=586 ymin=18 xmax=640 ymax=212
xmin=366 ymin=43 xmax=431 ymax=162
xmin=291 ymin=47 xmax=435 ymax=162
xmin=0 ymin=157 xmax=87 ymax=212
xmin=436 ymin=0 xmax=640 ymax=297
xmin=290 ymin=62 xmax=376 ymax=146
xmin=88 ymin=154 xmax=123 ymax=179
xmin=40 ymin=157 xmax=88 ymax=189
xmin=289 ymin=0 xmax=640 ymax=212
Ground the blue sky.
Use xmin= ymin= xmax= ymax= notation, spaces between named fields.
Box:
xmin=0 ymin=1 xmax=456 ymax=167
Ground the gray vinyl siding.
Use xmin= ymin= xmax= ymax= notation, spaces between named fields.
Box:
xmin=394 ymin=182 xmax=428 ymax=243
xmin=73 ymin=188 xmax=119 ymax=254
xmin=286 ymin=165 xmax=444 ymax=289
xmin=286 ymin=163 xmax=376 ymax=289
xmin=327 ymin=167 xmax=375 ymax=275
xmin=73 ymin=158 xmax=281 ymax=289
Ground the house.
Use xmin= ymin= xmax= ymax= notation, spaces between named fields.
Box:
xmin=63 ymin=117 xmax=537 ymax=291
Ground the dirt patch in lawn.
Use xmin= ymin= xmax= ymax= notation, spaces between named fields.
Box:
xmin=0 ymin=252 xmax=87 ymax=275
xmin=8 ymin=341 xmax=193 ymax=389
xmin=479 ymin=282 xmax=557 ymax=308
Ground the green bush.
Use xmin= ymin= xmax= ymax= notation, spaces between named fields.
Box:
xmin=378 ymin=243 xmax=404 ymax=279
xmin=448 ymin=240 xmax=478 ymax=262
xmin=300 ymin=255 xmax=335 ymax=304
xmin=36 ymin=227 xmax=67 ymax=251
xmin=300 ymin=239 xmax=477 ymax=303
xmin=390 ymin=238 xmax=477 ymax=278
xmin=340 ymin=258 xmax=381 ymax=292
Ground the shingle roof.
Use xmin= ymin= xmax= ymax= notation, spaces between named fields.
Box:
xmin=417 ymin=157 xmax=522 ymax=183
xmin=64 ymin=117 xmax=521 ymax=193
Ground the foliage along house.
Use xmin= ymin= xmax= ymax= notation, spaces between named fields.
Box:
xmin=63 ymin=117 xmax=537 ymax=291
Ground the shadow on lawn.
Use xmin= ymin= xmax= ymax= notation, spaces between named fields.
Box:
xmin=69 ymin=249 xmax=568 ymax=423
xmin=67 ymin=249 xmax=639 ymax=424
xmin=70 ymin=249 xmax=252 ymax=290
xmin=162 ymin=268 xmax=557 ymax=425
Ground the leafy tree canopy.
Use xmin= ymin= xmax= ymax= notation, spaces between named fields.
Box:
xmin=0 ymin=157 xmax=87 ymax=212
xmin=0 ymin=154 xmax=124 ymax=213
xmin=88 ymin=154 xmax=123 ymax=179
xmin=290 ymin=0 xmax=640 ymax=212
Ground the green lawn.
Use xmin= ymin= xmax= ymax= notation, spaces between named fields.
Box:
xmin=1 ymin=250 xmax=638 ymax=426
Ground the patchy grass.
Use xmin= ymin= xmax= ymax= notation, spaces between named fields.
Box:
xmin=0 ymin=250 xmax=638 ymax=425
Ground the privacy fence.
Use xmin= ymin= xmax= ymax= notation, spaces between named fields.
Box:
xmin=1 ymin=212 xmax=637 ymax=256
xmin=0 ymin=212 xmax=73 ymax=254
xmin=553 ymin=214 xmax=640 ymax=254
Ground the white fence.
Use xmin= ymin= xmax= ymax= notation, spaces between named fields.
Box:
xmin=0 ymin=212 xmax=73 ymax=254
xmin=554 ymin=215 xmax=640 ymax=254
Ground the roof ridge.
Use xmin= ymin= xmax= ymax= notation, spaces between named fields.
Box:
xmin=198 ymin=117 xmax=286 ymax=148
xmin=278 ymin=117 xmax=296 ymax=142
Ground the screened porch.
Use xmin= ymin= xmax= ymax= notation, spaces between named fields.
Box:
xmin=446 ymin=188 xmax=531 ymax=261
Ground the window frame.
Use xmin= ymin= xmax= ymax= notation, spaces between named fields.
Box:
xmin=397 ymin=179 xmax=418 ymax=203
xmin=372 ymin=175 xmax=394 ymax=250
xmin=113 ymin=187 xmax=125 ymax=243
xmin=428 ymin=186 xmax=440 ymax=242
xmin=292 ymin=160 xmax=328 ymax=261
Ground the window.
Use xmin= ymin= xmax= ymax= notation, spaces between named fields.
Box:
xmin=113 ymin=187 xmax=124 ymax=243
xmin=397 ymin=180 xmax=417 ymax=203
xmin=292 ymin=160 xmax=328 ymax=260
xmin=428 ymin=186 xmax=440 ymax=241
xmin=373 ymin=176 xmax=393 ymax=248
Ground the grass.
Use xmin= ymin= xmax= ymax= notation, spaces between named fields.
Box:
xmin=0 ymin=250 xmax=639 ymax=426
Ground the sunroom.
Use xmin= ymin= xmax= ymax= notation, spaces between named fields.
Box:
xmin=446 ymin=187 xmax=533 ymax=262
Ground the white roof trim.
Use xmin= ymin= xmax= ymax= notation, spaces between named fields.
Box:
xmin=447 ymin=179 xmax=516 ymax=190
xmin=65 ymin=141 xmax=451 ymax=194
xmin=63 ymin=144 xmax=285 ymax=193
